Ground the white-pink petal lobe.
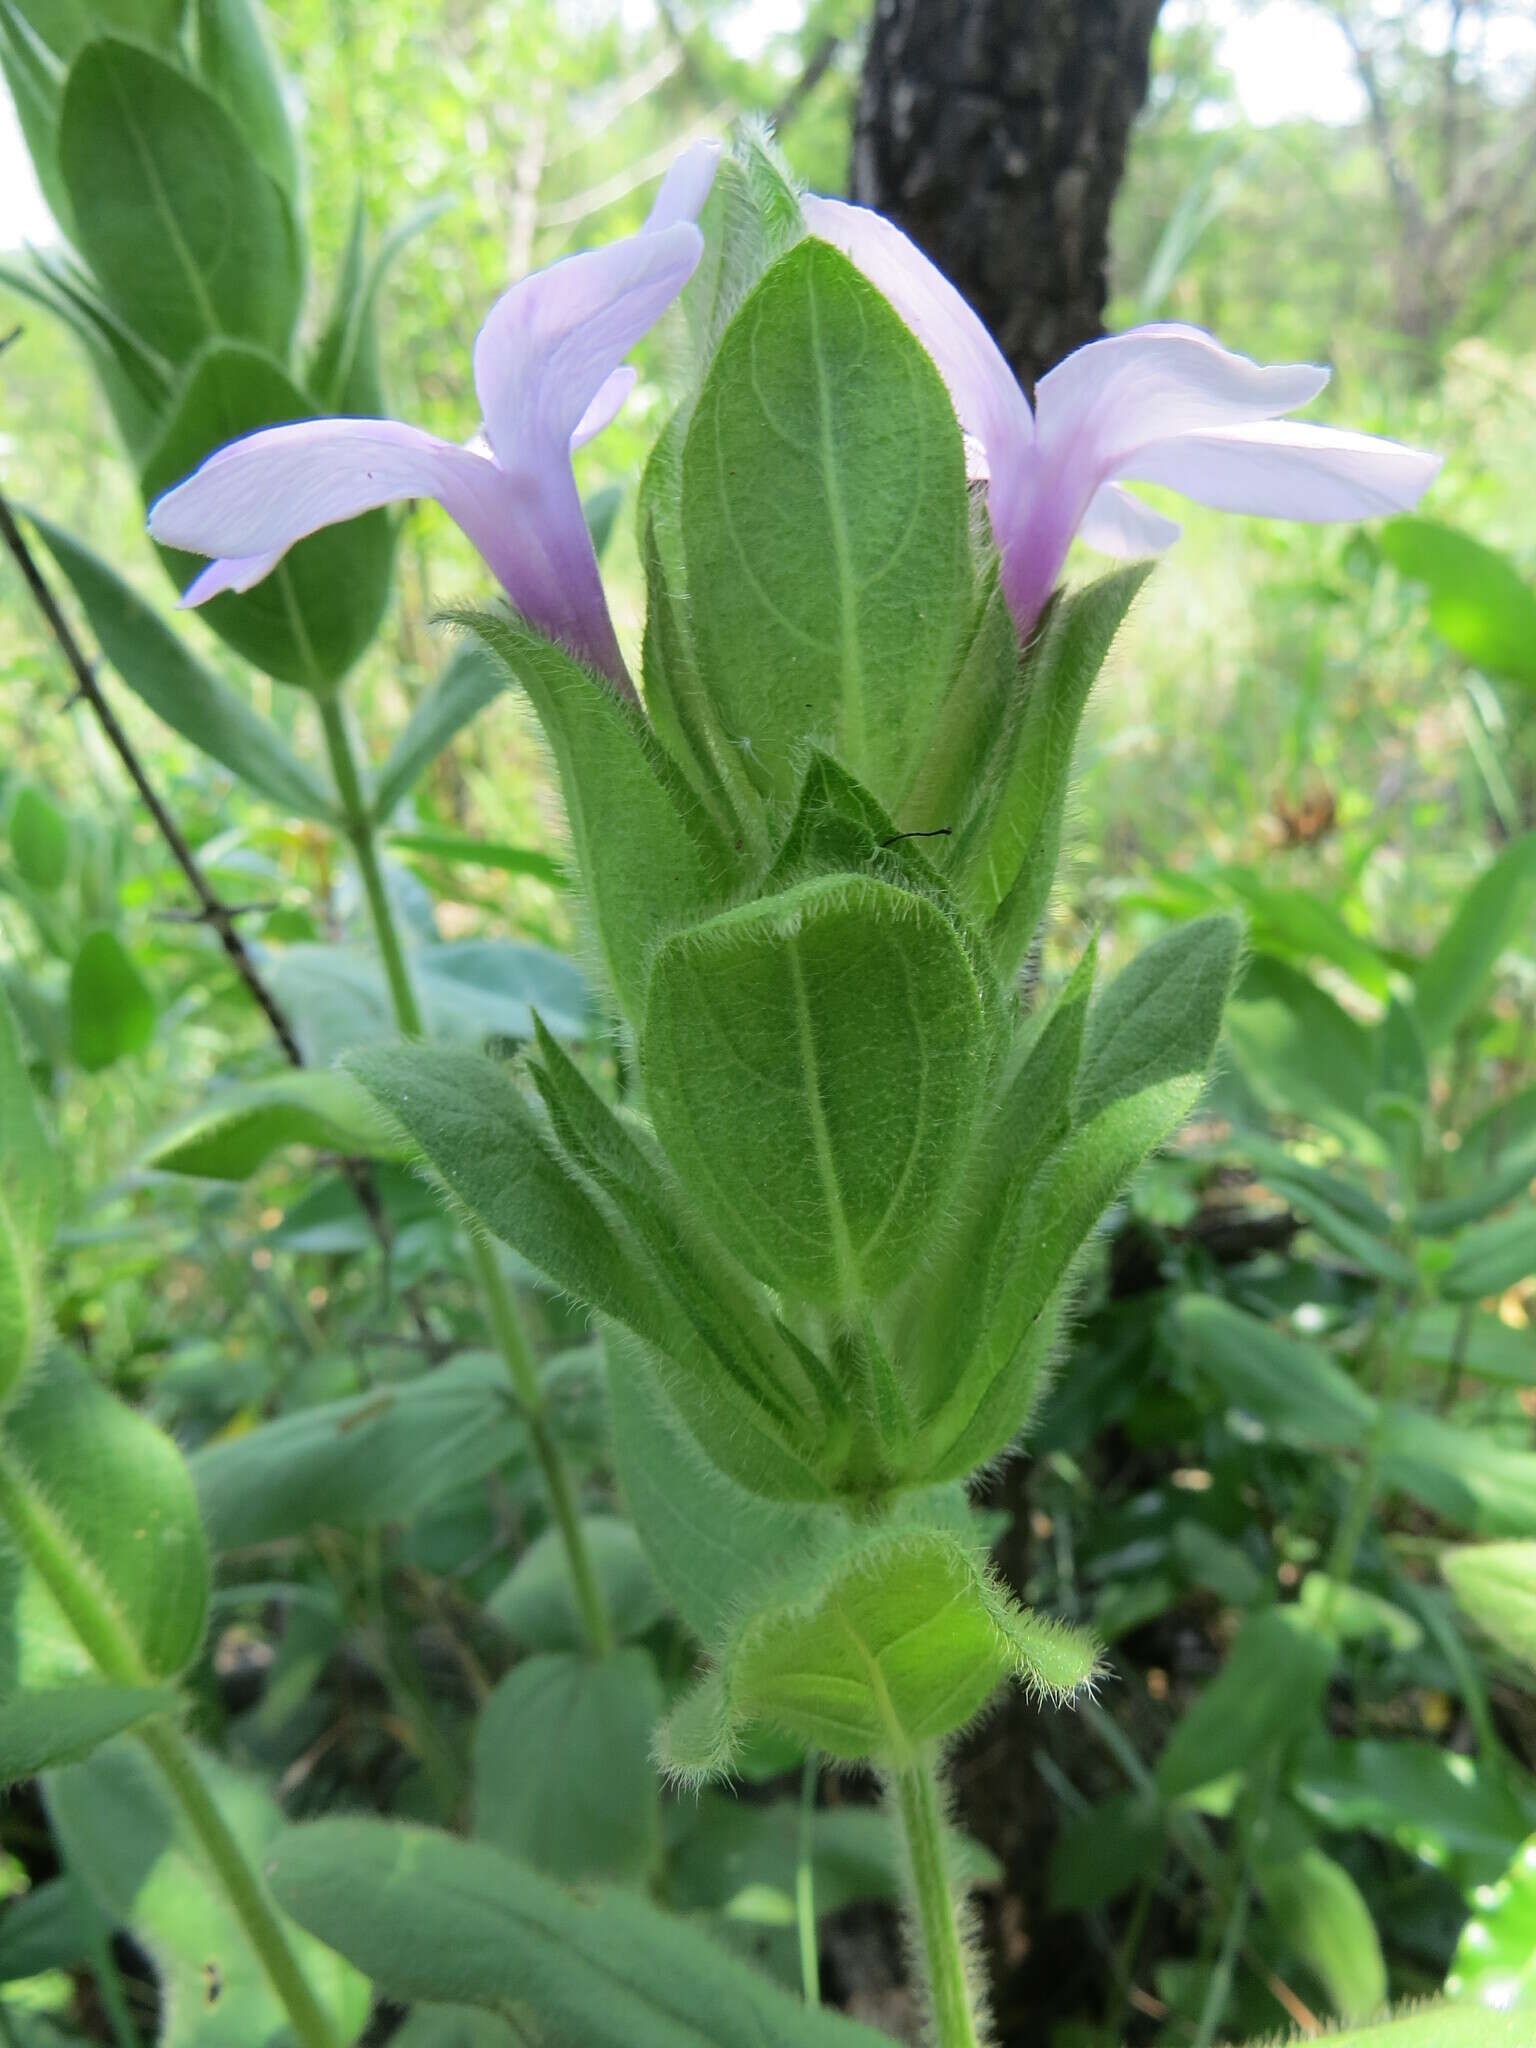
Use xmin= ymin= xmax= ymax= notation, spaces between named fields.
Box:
xmin=473 ymin=223 xmax=703 ymax=465
xmin=1077 ymin=483 xmax=1182 ymax=558
xmin=1037 ymin=324 xmax=1330 ymax=480
xmin=149 ymin=417 xmax=491 ymax=557
xmin=177 ymin=550 xmax=286 ymax=605
xmin=1119 ymin=419 xmax=1442 ymax=522
xmin=802 ymin=195 xmax=1032 ymax=468
xmin=572 ymin=365 xmax=637 ymax=449
xmin=645 ymin=140 xmax=722 ymax=232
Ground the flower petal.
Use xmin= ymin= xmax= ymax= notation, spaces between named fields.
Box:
xmin=645 ymin=139 xmax=723 ymax=232
xmin=1036 ymin=323 xmax=1329 ymax=479
xmin=572 ymin=364 xmax=637 ymax=449
xmin=802 ymin=195 xmax=1032 ymax=468
xmin=472 ymin=159 xmax=714 ymax=466
xmin=1118 ymin=419 xmax=1441 ymax=522
xmin=148 ymin=414 xmax=629 ymax=682
xmin=1077 ymin=483 xmax=1182 ymax=559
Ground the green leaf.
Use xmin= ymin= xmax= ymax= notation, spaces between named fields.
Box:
xmin=1047 ymin=1791 xmax=1164 ymax=1912
xmin=1236 ymin=2011 xmax=1533 ymax=2048
xmin=606 ymin=1328 xmax=834 ymax=1648
xmin=643 ymin=875 xmax=986 ymax=1310
xmin=46 ymin=1739 xmax=368 ymax=2048
xmin=1175 ymin=1296 xmax=1378 ymax=1451
xmin=1382 ymin=1409 xmax=1536 ymax=1537
xmin=24 ymin=510 xmax=339 ymax=823
xmin=68 ymin=929 xmax=153 ymax=1072
xmin=386 ymin=828 xmax=567 ymax=889
xmin=1075 ymin=915 xmax=1241 ymax=1122
xmin=142 ymin=1070 xmax=401 ymax=1179
xmin=472 ymin=1648 xmax=661 ymax=1885
xmin=0 ymin=983 xmax=61 ymax=1253
xmin=192 ymin=0 xmax=298 ymax=197
xmin=190 ymin=1353 xmax=524 ymax=1550
xmin=1293 ymin=1732 xmax=1531 ymax=1884
xmin=269 ymin=1819 xmax=892 ymax=2046
xmin=1441 ymin=1206 xmax=1536 ymax=1302
xmin=0 ymin=1353 xmax=208 ymax=1686
xmin=662 ymin=1527 xmax=1100 ymax=1775
xmin=1155 ymin=1607 xmax=1336 ymax=1802
xmin=486 ymin=1514 xmax=664 ymax=1651
xmin=308 ymin=195 xmax=447 ymax=417
xmin=1297 ymin=1572 xmax=1422 ymax=1652
xmin=348 ymin=1045 xmax=832 ymax=1501
xmin=8 ymin=786 xmax=68 ymax=891
xmin=1408 ymin=1306 xmax=1536 ymax=1387
xmin=58 ymin=37 xmax=301 ymax=365
xmin=1443 ymin=1542 xmax=1536 ymax=1674
xmin=956 ymin=567 xmax=1150 ymax=959
xmin=390 ymin=2012 xmax=518 ymax=2048
xmin=0 ymin=1197 xmax=41 ymax=1415
xmin=143 ymin=343 xmax=395 ymax=691
xmin=1382 ymin=517 xmax=1536 ymax=691
xmin=0 ymin=5 xmax=72 ymax=234
xmin=1225 ymin=955 xmax=1387 ymax=1161
xmin=1413 ymin=835 xmax=1536 ymax=1050
xmin=1235 ymin=1132 xmax=1416 ymax=1287
xmin=1446 ymin=1832 xmax=1536 ymax=2010
xmin=680 ymin=236 xmax=971 ymax=809
xmin=372 ymin=642 xmax=504 ymax=821
xmin=452 ymin=611 xmax=733 ymax=1024
xmin=0 ymin=1872 xmax=104 ymax=1984
xmin=0 ymin=1686 xmax=172 ymax=1787
xmin=1254 ymin=1844 xmax=1387 ymax=2021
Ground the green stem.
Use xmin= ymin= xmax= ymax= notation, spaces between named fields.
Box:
xmin=318 ymin=696 xmax=612 ymax=1659
xmin=797 ymin=1753 xmax=821 ymax=2007
xmin=1191 ymin=1867 xmax=1250 ymax=2048
xmin=136 ymin=1720 xmax=342 ymax=2048
xmin=0 ymin=1447 xmax=339 ymax=2048
xmin=318 ymin=697 xmax=424 ymax=1035
xmin=892 ymin=1754 xmax=982 ymax=2048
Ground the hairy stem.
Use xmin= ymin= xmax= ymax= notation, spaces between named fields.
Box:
xmin=892 ymin=1753 xmax=983 ymax=2048
xmin=137 ymin=1719 xmax=343 ymax=2048
xmin=797 ymin=1752 xmax=821 ymax=2006
xmin=0 ymin=1445 xmax=340 ymax=2048
xmin=317 ymin=697 xmax=613 ymax=1658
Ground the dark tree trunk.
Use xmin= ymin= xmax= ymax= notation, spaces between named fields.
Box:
xmin=850 ymin=0 xmax=1164 ymax=391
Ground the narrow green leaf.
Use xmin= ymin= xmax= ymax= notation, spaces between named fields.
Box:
xmin=143 ymin=1070 xmax=401 ymax=1179
xmin=1294 ymin=1732 xmax=1530 ymax=1884
xmin=68 ymin=929 xmax=154 ymax=1072
xmin=192 ymin=0 xmax=298 ymax=196
xmin=0 ymin=983 xmax=62 ymax=1251
xmin=1382 ymin=1408 xmax=1536 ymax=1538
xmin=269 ymin=1818 xmax=892 ymax=2046
xmin=1254 ymin=1845 xmax=1387 ymax=2021
xmin=1155 ymin=1607 xmax=1336 ymax=1801
xmin=1443 ymin=1542 xmax=1536 ymax=1674
xmin=1175 ymin=1296 xmax=1377 ymax=1451
xmin=1382 ymin=516 xmax=1536 ymax=691
xmin=1413 ymin=835 xmax=1536 ymax=1050
xmin=1441 ymin=1206 xmax=1536 ymax=1302
xmin=472 ymin=1649 xmax=661 ymax=1885
xmin=371 ymin=643 xmax=504 ymax=820
xmin=386 ymin=828 xmax=567 ymax=889
xmin=1225 ymin=955 xmax=1387 ymax=1162
xmin=955 ymin=566 xmax=1149 ymax=954
xmin=451 ymin=611 xmax=733 ymax=1024
xmin=1075 ymin=915 xmax=1241 ymax=1122
xmin=0 ymin=1686 xmax=172 ymax=1787
xmin=681 ymin=237 xmax=972 ymax=809
xmin=25 ymin=510 xmax=339 ymax=822
xmin=606 ymin=1328 xmax=834 ymax=1648
xmin=308 ymin=196 xmax=447 ymax=416
xmin=190 ymin=1353 xmax=524 ymax=1550
xmin=1236 ymin=2010 xmax=1530 ymax=2047
xmin=59 ymin=36 xmax=301 ymax=364
xmin=643 ymin=874 xmax=986 ymax=1310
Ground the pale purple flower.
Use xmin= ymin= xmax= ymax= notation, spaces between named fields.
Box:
xmin=803 ymin=196 xmax=1440 ymax=639
xmin=149 ymin=142 xmax=721 ymax=694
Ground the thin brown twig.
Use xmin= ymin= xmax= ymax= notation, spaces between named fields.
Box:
xmin=0 ymin=483 xmax=422 ymax=1308
xmin=0 ymin=484 xmax=308 ymax=1065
